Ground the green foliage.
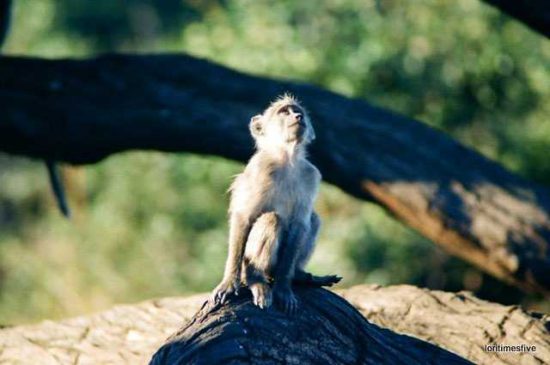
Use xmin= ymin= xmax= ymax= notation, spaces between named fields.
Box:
xmin=0 ymin=0 xmax=548 ymax=323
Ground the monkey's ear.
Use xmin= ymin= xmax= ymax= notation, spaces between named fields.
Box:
xmin=249 ymin=115 xmax=263 ymax=137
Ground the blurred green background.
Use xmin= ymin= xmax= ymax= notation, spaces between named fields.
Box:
xmin=0 ymin=0 xmax=549 ymax=324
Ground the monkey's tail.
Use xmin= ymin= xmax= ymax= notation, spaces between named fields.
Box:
xmin=46 ymin=160 xmax=71 ymax=218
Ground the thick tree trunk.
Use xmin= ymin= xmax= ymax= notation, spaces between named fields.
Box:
xmin=481 ymin=0 xmax=550 ymax=38
xmin=151 ymin=287 xmax=471 ymax=365
xmin=0 ymin=285 xmax=547 ymax=364
xmin=0 ymin=54 xmax=549 ymax=295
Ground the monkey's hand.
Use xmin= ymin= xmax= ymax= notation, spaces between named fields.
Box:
xmin=210 ymin=277 xmax=240 ymax=305
xmin=273 ymin=283 xmax=298 ymax=315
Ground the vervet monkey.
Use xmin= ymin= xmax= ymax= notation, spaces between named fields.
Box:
xmin=211 ymin=94 xmax=340 ymax=314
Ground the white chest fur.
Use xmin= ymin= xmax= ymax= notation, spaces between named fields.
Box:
xmin=230 ymin=156 xmax=320 ymax=223
xmin=264 ymin=161 xmax=319 ymax=222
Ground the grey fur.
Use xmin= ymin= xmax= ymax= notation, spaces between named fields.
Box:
xmin=211 ymin=94 xmax=340 ymax=314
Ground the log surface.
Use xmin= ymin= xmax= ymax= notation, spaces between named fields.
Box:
xmin=0 ymin=55 xmax=549 ymax=295
xmin=0 ymin=285 xmax=547 ymax=365
xmin=151 ymin=287 xmax=471 ymax=365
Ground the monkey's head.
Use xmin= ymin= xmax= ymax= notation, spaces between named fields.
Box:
xmin=249 ymin=94 xmax=316 ymax=151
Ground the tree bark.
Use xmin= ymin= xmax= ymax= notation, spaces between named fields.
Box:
xmin=151 ymin=287 xmax=471 ymax=365
xmin=481 ymin=0 xmax=550 ymax=38
xmin=0 ymin=285 xmax=547 ymax=365
xmin=0 ymin=54 xmax=549 ymax=295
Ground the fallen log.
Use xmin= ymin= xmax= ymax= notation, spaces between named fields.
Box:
xmin=0 ymin=285 xmax=547 ymax=364
xmin=150 ymin=287 xmax=471 ymax=365
xmin=1 ymin=54 xmax=549 ymax=295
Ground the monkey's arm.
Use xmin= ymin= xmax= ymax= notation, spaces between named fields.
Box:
xmin=292 ymin=211 xmax=340 ymax=287
xmin=212 ymin=213 xmax=252 ymax=304
xmin=224 ymin=213 xmax=252 ymax=280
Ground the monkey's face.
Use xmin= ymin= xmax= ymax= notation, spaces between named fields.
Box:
xmin=250 ymin=102 xmax=316 ymax=150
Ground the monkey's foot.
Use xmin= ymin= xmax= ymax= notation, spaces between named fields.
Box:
xmin=273 ymin=284 xmax=298 ymax=315
xmin=250 ymin=282 xmax=272 ymax=309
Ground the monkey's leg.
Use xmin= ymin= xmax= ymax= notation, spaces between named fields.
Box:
xmin=293 ymin=213 xmax=342 ymax=287
xmin=243 ymin=212 xmax=280 ymax=309
xmin=272 ymin=218 xmax=311 ymax=315
xmin=295 ymin=212 xmax=320 ymax=270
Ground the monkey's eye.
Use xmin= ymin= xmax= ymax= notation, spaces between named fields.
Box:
xmin=278 ymin=106 xmax=290 ymax=115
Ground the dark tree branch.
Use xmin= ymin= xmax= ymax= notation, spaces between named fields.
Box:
xmin=151 ymin=288 xmax=472 ymax=365
xmin=481 ymin=0 xmax=550 ymax=38
xmin=0 ymin=54 xmax=549 ymax=295
xmin=0 ymin=0 xmax=10 ymax=48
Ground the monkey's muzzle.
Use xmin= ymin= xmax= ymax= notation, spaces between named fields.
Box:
xmin=287 ymin=122 xmax=306 ymax=142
